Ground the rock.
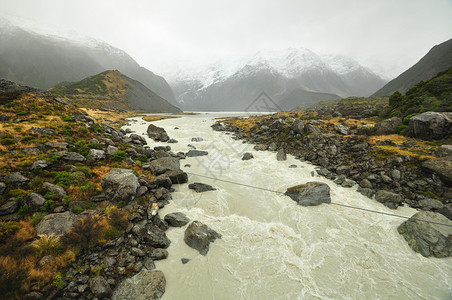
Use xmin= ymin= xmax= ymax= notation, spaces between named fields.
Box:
xmin=131 ymin=247 xmax=146 ymax=257
xmin=418 ymin=199 xmax=444 ymax=211
xmin=276 ymin=149 xmax=287 ymax=161
xmin=150 ymin=248 xmax=168 ymax=260
xmin=341 ymin=179 xmax=355 ymax=188
xmin=101 ymin=168 xmax=139 ymax=202
xmin=23 ymin=192 xmax=46 ymax=210
xmin=142 ymin=226 xmax=171 ymax=248
xmin=43 ymin=182 xmax=66 ymax=197
xmin=168 ymin=138 xmax=178 ymax=143
xmin=391 ymin=169 xmax=401 ymax=181
xmin=106 ymin=145 xmax=119 ymax=155
xmin=89 ymin=276 xmax=112 ymax=298
xmin=357 ymin=187 xmax=375 ymax=198
xmin=31 ymin=127 xmax=55 ymax=135
xmin=186 ymin=150 xmax=209 ymax=157
xmin=130 ymin=134 xmax=147 ymax=145
xmin=0 ymin=182 xmax=5 ymax=194
xmin=0 ymin=201 xmax=18 ymax=216
xmin=38 ymin=255 xmax=54 ymax=267
xmin=409 ymin=112 xmax=452 ymax=140
xmin=148 ymin=174 xmax=172 ymax=189
xmin=55 ymin=151 xmax=86 ymax=162
xmin=184 ymin=221 xmax=221 ymax=255
xmin=143 ymin=258 xmax=156 ymax=270
xmin=191 ymin=137 xmax=204 ymax=142
xmin=438 ymin=204 xmax=452 ymax=221
xmin=435 ymin=145 xmax=452 ymax=157
xmin=147 ymin=124 xmax=169 ymax=142
xmin=422 ymin=157 xmax=452 ymax=185
xmin=242 ymin=152 xmax=254 ymax=160
xmin=149 ymin=157 xmax=180 ymax=175
xmin=397 ymin=211 xmax=452 ymax=257
xmin=291 ymin=119 xmax=304 ymax=134
xmin=359 ymin=179 xmax=373 ymax=189
xmin=164 ymin=212 xmax=190 ymax=227
xmin=188 ymin=182 xmax=216 ymax=193
xmin=112 ymin=270 xmax=166 ymax=300
xmin=36 ymin=211 xmax=78 ymax=236
xmin=181 ymin=258 xmax=190 ymax=264
xmin=305 ymin=124 xmax=321 ymax=135
xmin=375 ymin=190 xmax=403 ymax=209
xmin=0 ymin=115 xmax=10 ymax=121
xmin=5 ymin=172 xmax=29 ymax=186
xmin=164 ymin=170 xmax=188 ymax=184
xmin=44 ymin=141 xmax=68 ymax=150
xmin=334 ymin=124 xmax=349 ymax=135
xmin=23 ymin=292 xmax=44 ymax=300
xmin=289 ymin=164 xmax=297 ymax=168
xmin=31 ymin=160 xmax=48 ymax=170
xmin=373 ymin=117 xmax=402 ymax=135
xmin=88 ymin=149 xmax=106 ymax=160
xmin=285 ymin=182 xmax=331 ymax=206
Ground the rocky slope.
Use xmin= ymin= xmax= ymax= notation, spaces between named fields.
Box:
xmin=166 ymin=48 xmax=387 ymax=111
xmin=0 ymin=18 xmax=176 ymax=105
xmin=50 ymin=70 xmax=182 ymax=113
xmin=373 ymin=38 xmax=452 ymax=96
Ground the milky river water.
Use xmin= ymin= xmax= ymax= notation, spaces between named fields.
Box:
xmin=124 ymin=113 xmax=452 ymax=300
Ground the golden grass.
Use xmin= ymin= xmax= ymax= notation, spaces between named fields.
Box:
xmin=375 ymin=145 xmax=435 ymax=160
xmin=81 ymin=108 xmax=133 ymax=124
xmin=140 ymin=115 xmax=178 ymax=122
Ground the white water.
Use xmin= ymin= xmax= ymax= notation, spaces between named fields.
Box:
xmin=124 ymin=113 xmax=452 ymax=300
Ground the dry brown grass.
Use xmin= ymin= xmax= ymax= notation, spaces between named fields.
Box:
xmin=81 ymin=108 xmax=133 ymax=124
xmin=141 ymin=115 xmax=178 ymax=122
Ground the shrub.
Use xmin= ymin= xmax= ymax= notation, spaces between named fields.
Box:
xmin=112 ymin=150 xmax=126 ymax=162
xmin=106 ymin=206 xmax=128 ymax=231
xmin=40 ymin=200 xmax=56 ymax=212
xmin=0 ymin=222 xmax=20 ymax=243
xmin=396 ymin=124 xmax=409 ymax=136
xmin=32 ymin=235 xmax=63 ymax=257
xmin=31 ymin=212 xmax=47 ymax=227
xmin=61 ymin=115 xmax=74 ymax=122
xmin=8 ymin=189 xmax=28 ymax=200
xmin=0 ymin=258 xmax=28 ymax=299
xmin=54 ymin=171 xmax=87 ymax=187
xmin=61 ymin=215 xmax=103 ymax=250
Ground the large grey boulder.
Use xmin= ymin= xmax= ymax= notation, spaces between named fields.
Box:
xmin=184 ymin=221 xmax=221 ymax=255
xmin=89 ymin=276 xmax=112 ymax=299
xmin=36 ymin=211 xmax=79 ymax=236
xmin=291 ymin=119 xmax=304 ymax=134
xmin=334 ymin=124 xmax=349 ymax=135
xmin=373 ymin=117 xmax=402 ymax=135
xmin=148 ymin=174 xmax=172 ymax=189
xmin=101 ymin=168 xmax=138 ymax=202
xmin=5 ymin=172 xmax=29 ymax=186
xmin=112 ymin=270 xmax=166 ymax=300
xmin=409 ymin=112 xmax=452 ymax=140
xmin=164 ymin=212 xmax=190 ymax=227
xmin=23 ymin=192 xmax=46 ymax=210
xmin=147 ymin=124 xmax=169 ymax=142
xmin=88 ymin=149 xmax=106 ymax=161
xmin=43 ymin=182 xmax=66 ymax=198
xmin=285 ymin=182 xmax=331 ymax=206
xmin=375 ymin=190 xmax=403 ymax=209
xmin=164 ymin=170 xmax=188 ymax=184
xmin=149 ymin=157 xmax=180 ymax=175
xmin=397 ymin=211 xmax=452 ymax=257
xmin=188 ymin=182 xmax=216 ymax=193
xmin=422 ymin=156 xmax=452 ymax=185
xmin=435 ymin=145 xmax=452 ymax=157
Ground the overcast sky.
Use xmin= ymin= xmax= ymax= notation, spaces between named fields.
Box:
xmin=1 ymin=0 xmax=452 ymax=78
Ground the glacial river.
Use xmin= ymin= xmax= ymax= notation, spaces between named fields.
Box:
xmin=124 ymin=113 xmax=451 ymax=300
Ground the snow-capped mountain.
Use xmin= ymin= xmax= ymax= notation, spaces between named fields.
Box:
xmin=165 ymin=48 xmax=388 ymax=111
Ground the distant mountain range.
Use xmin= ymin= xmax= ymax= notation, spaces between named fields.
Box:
xmin=165 ymin=48 xmax=388 ymax=111
xmin=0 ymin=17 xmax=177 ymax=106
xmin=50 ymin=70 xmax=181 ymax=113
xmin=373 ymin=38 xmax=452 ymax=97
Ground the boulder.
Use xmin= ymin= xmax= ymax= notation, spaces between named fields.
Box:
xmin=191 ymin=137 xmax=204 ymax=142
xmin=149 ymin=157 xmax=180 ymax=175
xmin=334 ymin=124 xmax=349 ymax=135
xmin=164 ymin=212 xmax=190 ymax=227
xmin=422 ymin=156 xmax=452 ymax=185
xmin=435 ymin=145 xmax=452 ymax=157
xmin=23 ymin=192 xmax=46 ymax=210
xmin=375 ymin=190 xmax=403 ymax=209
xmin=276 ymin=149 xmax=287 ymax=161
xmin=36 ymin=211 xmax=78 ymax=236
xmin=148 ymin=174 xmax=172 ymax=189
xmin=188 ymin=182 xmax=216 ymax=193
xmin=112 ymin=270 xmax=166 ymax=300
xmin=31 ymin=160 xmax=48 ymax=170
xmin=43 ymin=182 xmax=66 ymax=198
xmin=0 ymin=201 xmax=18 ymax=216
xmin=43 ymin=141 xmax=68 ymax=150
xmin=285 ymin=182 xmax=331 ymax=206
xmin=150 ymin=248 xmax=168 ymax=260
xmin=439 ymin=204 xmax=452 ymax=221
xmin=101 ymin=168 xmax=139 ymax=202
xmin=184 ymin=221 xmax=221 ymax=255
xmin=31 ymin=127 xmax=55 ymax=135
xmin=417 ymin=198 xmax=444 ymax=211
xmin=409 ymin=112 xmax=452 ymax=140
xmin=130 ymin=134 xmax=147 ymax=145
xmin=89 ymin=276 xmax=112 ymax=298
xmin=142 ymin=226 xmax=171 ymax=248
xmin=186 ymin=150 xmax=209 ymax=157
xmin=55 ymin=151 xmax=86 ymax=162
xmin=397 ymin=211 xmax=452 ymax=258
xmin=106 ymin=145 xmax=119 ymax=155
xmin=241 ymin=152 xmax=254 ymax=160
xmin=305 ymin=124 xmax=321 ymax=135
xmin=88 ymin=149 xmax=106 ymax=161
xmin=164 ymin=170 xmax=188 ymax=184
xmin=147 ymin=124 xmax=169 ymax=142
xmin=291 ymin=119 xmax=304 ymax=134
xmin=5 ymin=172 xmax=29 ymax=186
xmin=373 ymin=117 xmax=402 ymax=135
